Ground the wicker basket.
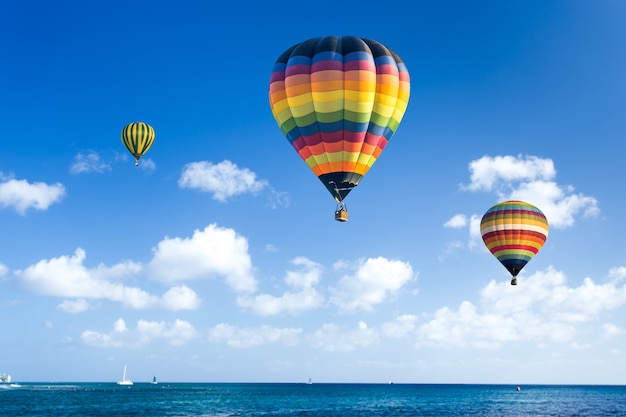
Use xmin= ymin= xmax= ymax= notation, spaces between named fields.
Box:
xmin=335 ymin=209 xmax=349 ymax=222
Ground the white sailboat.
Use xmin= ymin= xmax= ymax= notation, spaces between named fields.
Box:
xmin=151 ymin=375 xmax=158 ymax=385
xmin=117 ymin=365 xmax=133 ymax=386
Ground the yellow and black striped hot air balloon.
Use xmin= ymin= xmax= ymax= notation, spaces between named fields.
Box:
xmin=121 ymin=122 xmax=155 ymax=166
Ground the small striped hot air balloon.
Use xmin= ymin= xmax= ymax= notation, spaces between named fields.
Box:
xmin=269 ymin=36 xmax=410 ymax=221
xmin=480 ymin=200 xmax=549 ymax=285
xmin=121 ymin=122 xmax=155 ymax=166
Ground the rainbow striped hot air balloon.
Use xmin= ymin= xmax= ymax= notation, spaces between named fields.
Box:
xmin=121 ymin=122 xmax=155 ymax=166
xmin=480 ymin=200 xmax=549 ymax=285
xmin=269 ymin=36 xmax=410 ymax=221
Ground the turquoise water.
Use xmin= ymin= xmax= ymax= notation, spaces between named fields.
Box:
xmin=1 ymin=382 xmax=625 ymax=416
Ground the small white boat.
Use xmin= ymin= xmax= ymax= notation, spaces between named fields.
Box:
xmin=151 ymin=376 xmax=158 ymax=385
xmin=117 ymin=365 xmax=133 ymax=386
xmin=0 ymin=373 xmax=11 ymax=383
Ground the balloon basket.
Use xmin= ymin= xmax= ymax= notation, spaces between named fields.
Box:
xmin=510 ymin=278 xmax=518 ymax=286
xmin=335 ymin=208 xmax=348 ymax=222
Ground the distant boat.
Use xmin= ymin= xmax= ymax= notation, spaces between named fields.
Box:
xmin=306 ymin=377 xmax=312 ymax=385
xmin=0 ymin=373 xmax=11 ymax=383
xmin=151 ymin=376 xmax=158 ymax=385
xmin=117 ymin=365 xmax=133 ymax=386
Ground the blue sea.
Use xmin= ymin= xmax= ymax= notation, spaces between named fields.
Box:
xmin=1 ymin=382 xmax=625 ymax=416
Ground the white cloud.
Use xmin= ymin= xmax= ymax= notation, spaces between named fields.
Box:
xmin=15 ymin=248 xmax=199 ymax=311
xmin=16 ymin=248 xmax=147 ymax=301
xmin=237 ymin=257 xmax=324 ymax=316
xmin=462 ymin=155 xmax=556 ymax=192
xmin=329 ymin=257 xmax=414 ymax=312
xmin=135 ymin=318 xmax=196 ymax=347
xmin=468 ymin=214 xmax=482 ymax=248
xmin=69 ymin=151 xmax=111 ymax=174
xmin=0 ymin=262 xmax=7 ymax=276
xmin=82 ymin=318 xmax=197 ymax=348
xmin=441 ymin=215 xmax=484 ymax=260
xmin=309 ymin=321 xmax=378 ymax=352
xmin=58 ymin=299 xmax=97 ymax=314
xmin=0 ymin=176 xmax=65 ymax=214
xmin=416 ymin=301 xmax=520 ymax=349
xmin=381 ymin=314 xmax=418 ymax=339
xmin=457 ymin=155 xmax=598 ymax=230
xmin=208 ymin=323 xmax=302 ymax=348
xmin=416 ymin=266 xmax=626 ymax=349
xmin=444 ymin=214 xmax=467 ymax=228
xmin=147 ymin=224 xmax=257 ymax=293
xmin=509 ymin=180 xmax=599 ymax=228
xmin=482 ymin=267 xmax=626 ymax=322
xmin=178 ymin=160 xmax=267 ymax=202
xmin=608 ymin=266 xmax=626 ymax=283
xmin=161 ymin=285 xmax=202 ymax=311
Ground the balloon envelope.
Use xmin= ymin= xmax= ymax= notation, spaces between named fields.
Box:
xmin=480 ymin=200 xmax=549 ymax=278
xmin=269 ymin=36 xmax=410 ymax=201
xmin=121 ymin=122 xmax=155 ymax=166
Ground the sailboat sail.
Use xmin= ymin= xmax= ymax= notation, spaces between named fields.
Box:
xmin=117 ymin=365 xmax=133 ymax=386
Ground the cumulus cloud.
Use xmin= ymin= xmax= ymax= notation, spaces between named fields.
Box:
xmin=467 ymin=214 xmax=483 ymax=248
xmin=381 ymin=314 xmax=418 ymax=339
xmin=416 ymin=301 xmax=522 ymax=349
xmin=16 ymin=248 xmax=146 ymax=301
xmin=415 ymin=266 xmax=626 ymax=349
xmin=161 ymin=285 xmax=201 ymax=310
xmin=178 ymin=160 xmax=268 ymax=202
xmin=14 ymin=248 xmax=200 ymax=311
xmin=510 ymin=181 xmax=599 ymax=228
xmin=58 ymin=299 xmax=97 ymax=314
xmin=82 ymin=318 xmax=197 ymax=348
xmin=444 ymin=214 xmax=467 ymax=228
xmin=69 ymin=151 xmax=111 ymax=174
xmin=0 ymin=262 xmax=7 ymax=277
xmin=462 ymin=155 xmax=556 ymax=192
xmin=461 ymin=155 xmax=599 ymax=229
xmin=444 ymin=155 xmax=600 ymax=258
xmin=0 ymin=175 xmax=65 ymax=214
xmin=481 ymin=267 xmax=626 ymax=322
xmin=147 ymin=224 xmax=257 ymax=293
xmin=329 ymin=257 xmax=414 ymax=312
xmin=237 ymin=257 xmax=324 ymax=316
xmin=608 ymin=266 xmax=626 ymax=283
xmin=208 ymin=323 xmax=302 ymax=348
xmin=309 ymin=321 xmax=378 ymax=352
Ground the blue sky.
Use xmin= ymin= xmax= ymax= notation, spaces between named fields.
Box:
xmin=1 ymin=0 xmax=625 ymax=384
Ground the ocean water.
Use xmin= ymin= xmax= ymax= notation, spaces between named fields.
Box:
xmin=1 ymin=382 xmax=625 ymax=416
